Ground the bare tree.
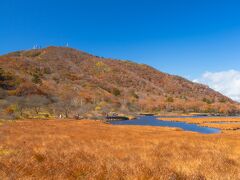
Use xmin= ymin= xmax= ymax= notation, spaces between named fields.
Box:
xmin=16 ymin=97 xmax=28 ymax=116
xmin=26 ymin=95 xmax=50 ymax=114
xmin=54 ymin=95 xmax=77 ymax=118
xmin=75 ymin=103 xmax=94 ymax=117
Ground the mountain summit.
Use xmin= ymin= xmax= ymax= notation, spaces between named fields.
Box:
xmin=0 ymin=46 xmax=239 ymax=118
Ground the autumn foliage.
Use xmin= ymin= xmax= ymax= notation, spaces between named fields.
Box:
xmin=0 ymin=46 xmax=239 ymax=119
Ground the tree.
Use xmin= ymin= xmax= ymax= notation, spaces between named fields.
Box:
xmin=54 ymin=94 xmax=77 ymax=118
xmin=0 ymin=88 xmax=7 ymax=99
xmin=3 ymin=96 xmax=28 ymax=117
xmin=26 ymin=95 xmax=50 ymax=114
xmin=15 ymin=82 xmax=44 ymax=96
xmin=76 ymin=103 xmax=94 ymax=117
xmin=15 ymin=96 xmax=28 ymax=116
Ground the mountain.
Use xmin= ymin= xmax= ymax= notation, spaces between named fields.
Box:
xmin=0 ymin=46 xmax=239 ymax=119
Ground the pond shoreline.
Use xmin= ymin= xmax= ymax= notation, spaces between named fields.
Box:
xmin=110 ymin=116 xmax=221 ymax=134
xmin=158 ymin=117 xmax=240 ymax=131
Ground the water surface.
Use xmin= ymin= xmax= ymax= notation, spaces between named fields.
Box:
xmin=110 ymin=116 xmax=220 ymax=134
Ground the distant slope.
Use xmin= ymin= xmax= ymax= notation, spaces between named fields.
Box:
xmin=0 ymin=46 xmax=239 ymax=118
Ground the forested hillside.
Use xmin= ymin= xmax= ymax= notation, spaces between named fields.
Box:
xmin=0 ymin=46 xmax=239 ymax=119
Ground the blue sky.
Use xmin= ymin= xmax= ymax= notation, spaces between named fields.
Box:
xmin=1 ymin=1 xmax=240 ymax=82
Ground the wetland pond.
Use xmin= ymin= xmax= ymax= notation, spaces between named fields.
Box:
xmin=110 ymin=116 xmax=221 ymax=134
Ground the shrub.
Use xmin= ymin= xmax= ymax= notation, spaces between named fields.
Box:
xmin=166 ymin=97 xmax=174 ymax=103
xmin=52 ymin=76 xmax=60 ymax=84
xmin=7 ymin=51 xmax=22 ymax=57
xmin=24 ymin=51 xmax=41 ymax=57
xmin=130 ymin=90 xmax=139 ymax=99
xmin=202 ymin=98 xmax=213 ymax=104
xmin=0 ymin=68 xmax=20 ymax=90
xmin=5 ymin=106 xmax=15 ymax=115
xmin=43 ymin=67 xmax=52 ymax=74
xmin=95 ymin=61 xmax=110 ymax=74
xmin=34 ymin=153 xmax=45 ymax=162
xmin=112 ymin=88 xmax=121 ymax=96
xmin=44 ymin=114 xmax=49 ymax=118
xmin=219 ymin=98 xmax=227 ymax=103
xmin=32 ymin=73 xmax=42 ymax=84
xmin=15 ymin=83 xmax=44 ymax=96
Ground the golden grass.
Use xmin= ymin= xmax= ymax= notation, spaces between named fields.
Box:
xmin=0 ymin=149 xmax=15 ymax=156
xmin=0 ymin=120 xmax=240 ymax=179
xmin=156 ymin=113 xmax=201 ymax=117
xmin=159 ymin=117 xmax=240 ymax=130
xmin=201 ymin=123 xmax=240 ymax=130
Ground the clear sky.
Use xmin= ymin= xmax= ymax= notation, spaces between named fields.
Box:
xmin=1 ymin=0 xmax=240 ymax=100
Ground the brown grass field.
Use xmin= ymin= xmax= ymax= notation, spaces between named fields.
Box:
xmin=0 ymin=119 xmax=240 ymax=179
